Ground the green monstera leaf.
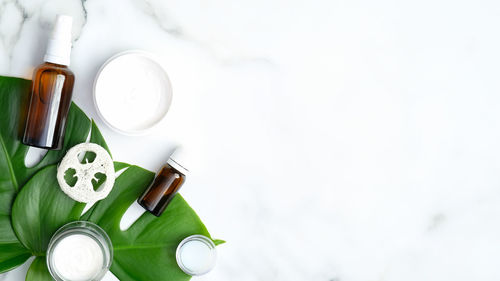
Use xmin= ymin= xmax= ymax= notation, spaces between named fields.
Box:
xmin=26 ymin=257 xmax=52 ymax=281
xmin=0 ymin=76 xmax=92 ymax=273
xmin=11 ymin=165 xmax=85 ymax=255
xmin=0 ymin=76 xmax=222 ymax=280
xmin=83 ymin=164 xmax=220 ymax=281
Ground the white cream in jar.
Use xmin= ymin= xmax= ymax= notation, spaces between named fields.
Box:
xmin=47 ymin=221 xmax=113 ymax=281
xmin=176 ymin=235 xmax=217 ymax=276
xmin=51 ymin=234 xmax=104 ymax=281
xmin=93 ymin=51 xmax=173 ymax=135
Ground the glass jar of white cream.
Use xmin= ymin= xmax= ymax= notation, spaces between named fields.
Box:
xmin=176 ymin=235 xmax=217 ymax=276
xmin=46 ymin=221 xmax=113 ymax=281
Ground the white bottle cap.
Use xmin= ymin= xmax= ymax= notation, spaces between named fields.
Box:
xmin=44 ymin=15 xmax=73 ymax=66
xmin=167 ymin=147 xmax=189 ymax=175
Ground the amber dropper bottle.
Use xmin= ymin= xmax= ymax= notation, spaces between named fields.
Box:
xmin=138 ymin=148 xmax=189 ymax=217
xmin=23 ymin=15 xmax=74 ymax=150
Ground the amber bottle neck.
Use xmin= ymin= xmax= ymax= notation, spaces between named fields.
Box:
xmin=43 ymin=61 xmax=68 ymax=68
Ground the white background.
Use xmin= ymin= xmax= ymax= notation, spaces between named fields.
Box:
xmin=1 ymin=0 xmax=500 ymax=280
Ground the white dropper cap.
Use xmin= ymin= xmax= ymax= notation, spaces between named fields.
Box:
xmin=44 ymin=15 xmax=73 ymax=66
xmin=167 ymin=147 xmax=189 ymax=175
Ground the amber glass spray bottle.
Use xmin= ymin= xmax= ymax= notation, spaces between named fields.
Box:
xmin=23 ymin=15 xmax=74 ymax=150
xmin=138 ymin=148 xmax=189 ymax=217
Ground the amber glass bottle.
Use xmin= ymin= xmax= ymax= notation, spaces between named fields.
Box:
xmin=23 ymin=15 xmax=74 ymax=150
xmin=138 ymin=148 xmax=189 ymax=217
xmin=23 ymin=63 xmax=74 ymax=149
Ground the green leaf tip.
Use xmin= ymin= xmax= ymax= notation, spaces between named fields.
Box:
xmin=213 ymin=239 xmax=226 ymax=245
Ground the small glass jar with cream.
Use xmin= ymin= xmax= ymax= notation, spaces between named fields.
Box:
xmin=47 ymin=221 xmax=113 ymax=281
xmin=176 ymin=235 xmax=217 ymax=276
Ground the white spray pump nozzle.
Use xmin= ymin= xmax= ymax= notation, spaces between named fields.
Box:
xmin=44 ymin=14 xmax=73 ymax=66
xmin=51 ymin=15 xmax=72 ymax=40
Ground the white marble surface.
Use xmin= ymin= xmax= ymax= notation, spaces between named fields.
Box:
xmin=2 ymin=0 xmax=500 ymax=280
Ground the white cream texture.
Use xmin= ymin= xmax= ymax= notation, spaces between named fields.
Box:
xmin=95 ymin=53 xmax=172 ymax=133
xmin=179 ymin=240 xmax=215 ymax=274
xmin=52 ymin=234 xmax=104 ymax=281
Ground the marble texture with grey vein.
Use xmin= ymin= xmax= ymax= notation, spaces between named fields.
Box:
xmin=2 ymin=0 xmax=500 ymax=280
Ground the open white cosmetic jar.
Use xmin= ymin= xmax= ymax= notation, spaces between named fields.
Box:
xmin=93 ymin=50 xmax=173 ymax=135
xmin=176 ymin=235 xmax=217 ymax=276
xmin=47 ymin=221 xmax=113 ymax=281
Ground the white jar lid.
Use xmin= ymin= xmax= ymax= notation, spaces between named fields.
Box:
xmin=93 ymin=50 xmax=173 ymax=135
